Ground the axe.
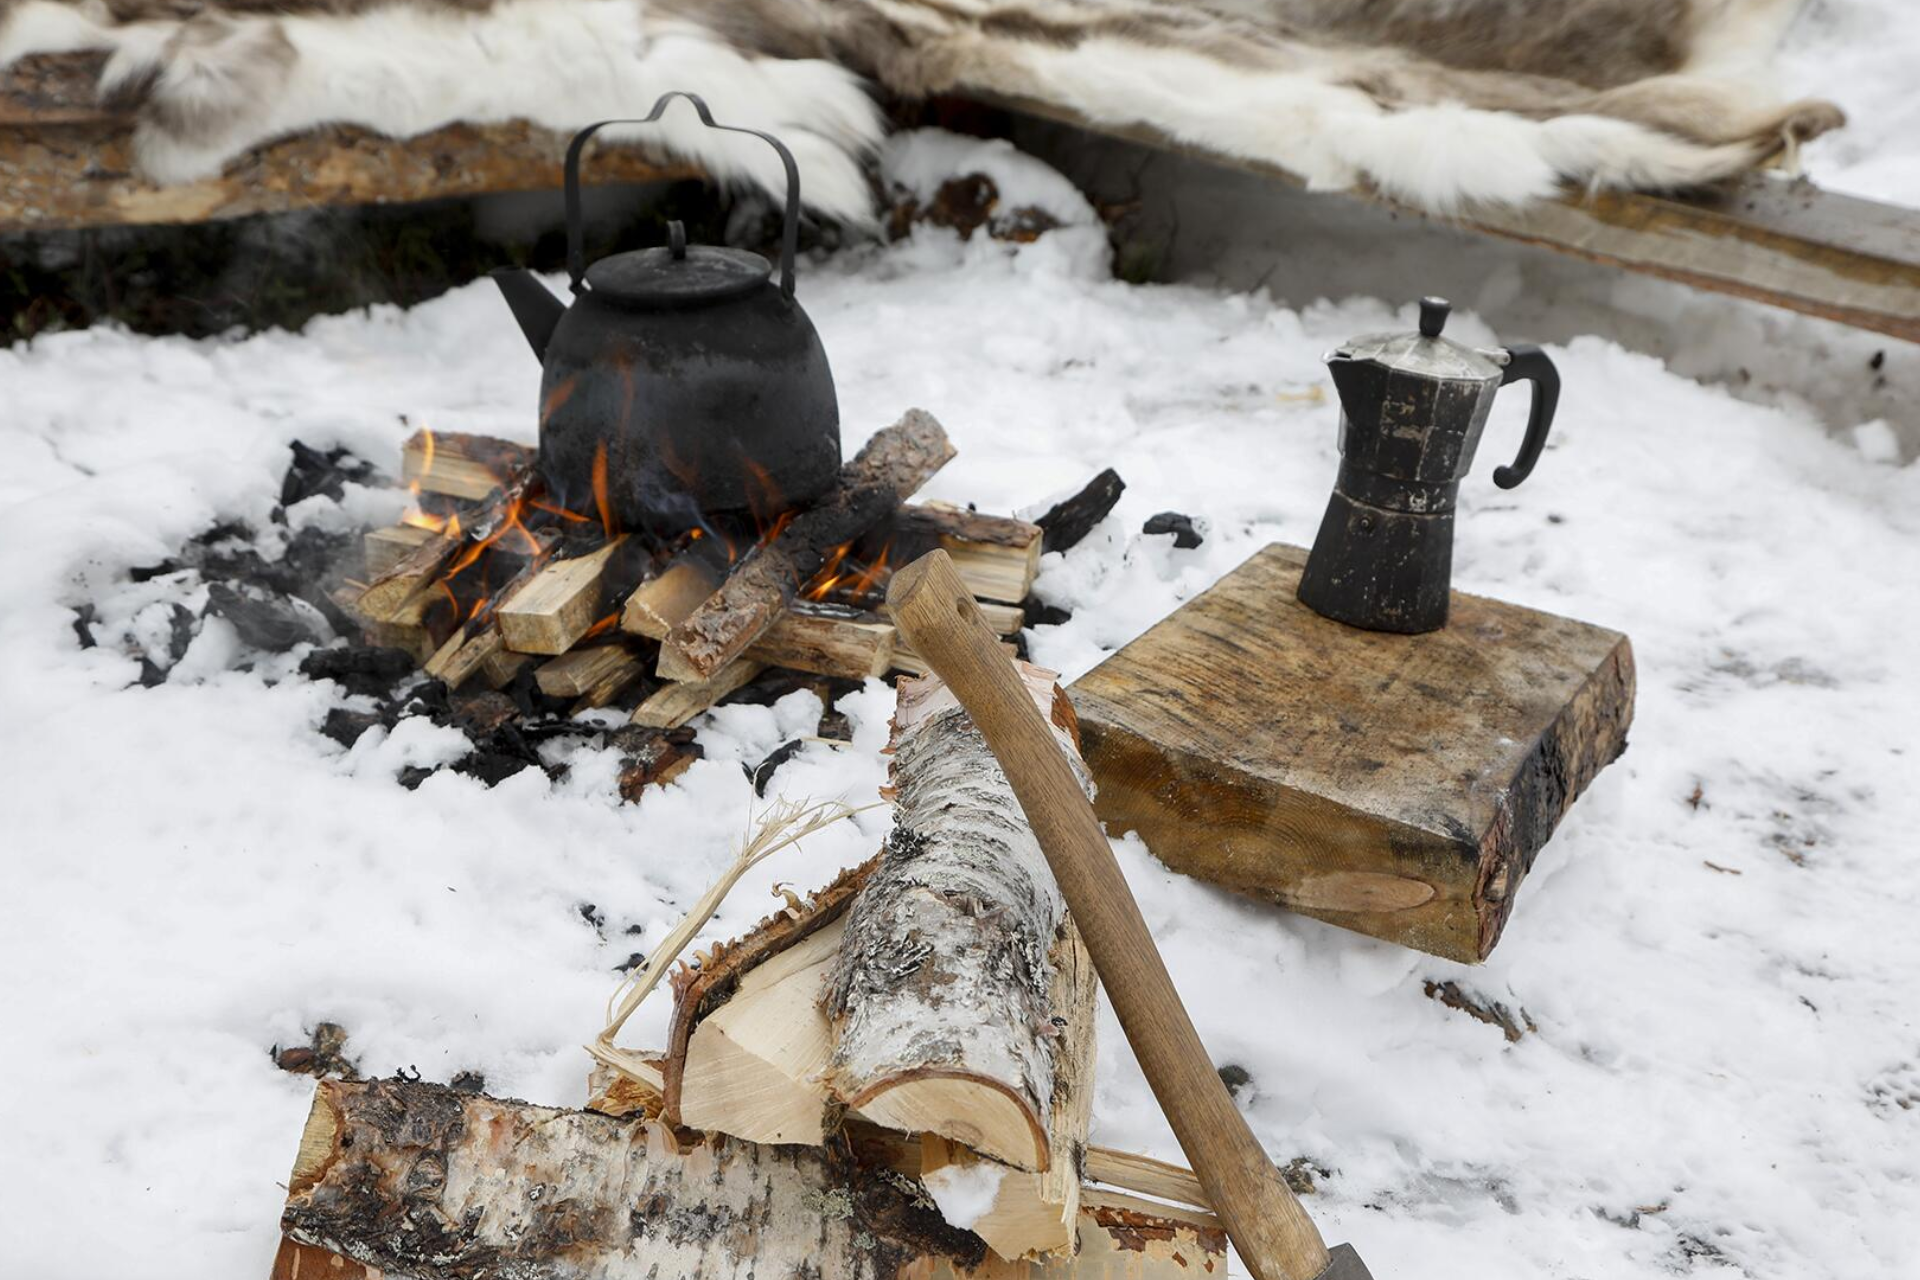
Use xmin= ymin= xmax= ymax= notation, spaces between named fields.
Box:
xmin=887 ymin=550 xmax=1374 ymax=1280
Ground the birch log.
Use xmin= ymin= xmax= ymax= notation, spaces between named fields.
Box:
xmin=823 ymin=664 xmax=1094 ymax=1177
xmin=278 ymin=1078 xmax=1225 ymax=1280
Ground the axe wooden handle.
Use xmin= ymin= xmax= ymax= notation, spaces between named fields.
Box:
xmin=887 ymin=551 xmax=1333 ymax=1280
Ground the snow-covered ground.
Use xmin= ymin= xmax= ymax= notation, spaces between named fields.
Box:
xmin=3 ymin=134 xmax=1918 ymax=1280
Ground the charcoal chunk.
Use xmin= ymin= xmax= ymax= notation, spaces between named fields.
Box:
xmin=72 ymin=605 xmax=97 ymax=649
xmin=301 ymin=645 xmax=418 ymax=697
xmin=745 ymin=739 xmax=805 ymax=796
xmin=281 ymin=440 xmax=375 ymax=508
xmin=321 ymin=707 xmax=389 ymax=749
xmin=1023 ymin=599 xmax=1072 ymax=628
xmin=206 ymin=582 xmax=321 ymax=652
xmin=1142 ymin=511 xmax=1203 ymax=549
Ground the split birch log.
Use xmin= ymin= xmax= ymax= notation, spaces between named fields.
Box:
xmin=535 ymin=643 xmax=645 ymax=699
xmin=278 ymin=1078 xmax=1223 ymax=1280
xmin=629 ymin=660 xmax=765 ymax=729
xmin=822 ymin=663 xmax=1096 ymax=1251
xmin=661 ymin=409 xmax=955 ymax=680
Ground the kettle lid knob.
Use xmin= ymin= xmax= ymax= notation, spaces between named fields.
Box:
xmin=668 ymin=220 xmax=687 ymax=261
xmin=1418 ymin=296 xmax=1451 ymax=338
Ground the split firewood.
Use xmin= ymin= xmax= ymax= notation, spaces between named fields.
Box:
xmin=661 ymin=409 xmax=955 ymax=681
xmin=424 ymin=626 xmax=525 ymax=691
xmin=496 ymin=535 xmax=629 ymax=654
xmin=747 ymin=602 xmax=896 ymax=678
xmin=620 ymin=539 xmax=729 ymax=640
xmin=630 ymin=659 xmax=765 ymax=729
xmin=881 ymin=502 xmax=1044 ymax=604
xmin=891 ymin=601 xmax=1024 ymax=675
xmin=401 ymin=428 xmax=534 ymax=500
xmin=362 ymin=523 xmax=433 ymax=577
xmin=354 ymin=470 xmax=536 ymax=622
xmin=535 ymin=643 xmax=645 ymax=699
xmin=276 ymin=1077 xmax=1224 ymax=1280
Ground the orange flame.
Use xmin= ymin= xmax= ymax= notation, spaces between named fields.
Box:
xmin=581 ymin=611 xmax=622 ymax=642
xmin=592 ymin=443 xmax=619 ymax=540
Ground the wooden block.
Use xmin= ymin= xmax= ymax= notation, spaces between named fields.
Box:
xmin=400 ymin=429 xmax=535 ymax=501
xmin=496 ymin=536 xmax=626 ymax=655
xmin=631 ymin=661 xmax=765 ymax=730
xmin=1069 ymin=543 xmax=1634 ymax=962
xmin=362 ymin=523 xmax=434 ymax=577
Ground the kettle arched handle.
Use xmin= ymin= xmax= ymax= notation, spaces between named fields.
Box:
xmin=563 ymin=92 xmax=801 ymax=300
xmin=1492 ymin=344 xmax=1559 ymax=489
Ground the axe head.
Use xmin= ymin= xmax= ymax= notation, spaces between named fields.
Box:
xmin=1313 ymin=1244 xmax=1377 ymax=1280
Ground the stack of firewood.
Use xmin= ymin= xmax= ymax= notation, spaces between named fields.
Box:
xmin=273 ymin=663 xmax=1230 ymax=1279
xmin=338 ymin=410 xmax=1045 ymax=789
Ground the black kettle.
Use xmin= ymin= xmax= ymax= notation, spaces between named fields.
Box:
xmin=1296 ymin=297 xmax=1559 ymax=634
xmin=491 ymin=93 xmax=840 ymax=533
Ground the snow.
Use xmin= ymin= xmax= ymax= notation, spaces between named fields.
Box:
xmin=1783 ymin=0 xmax=1920 ymax=204
xmin=922 ymin=1159 xmax=1008 ymax=1233
xmin=2 ymin=137 xmax=1918 ymax=1280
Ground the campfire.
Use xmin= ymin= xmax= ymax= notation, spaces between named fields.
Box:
xmin=329 ymin=410 xmax=1053 ymax=798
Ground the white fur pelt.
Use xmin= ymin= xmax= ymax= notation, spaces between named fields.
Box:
xmin=1 ymin=0 xmax=1845 ymax=215
xmin=0 ymin=0 xmax=884 ymax=222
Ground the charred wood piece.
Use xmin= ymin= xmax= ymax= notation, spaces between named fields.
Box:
xmin=1036 ymin=469 xmax=1126 ymax=553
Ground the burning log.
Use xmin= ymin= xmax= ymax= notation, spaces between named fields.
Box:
xmin=275 ymin=1078 xmax=1224 ymax=1280
xmin=660 ymin=409 xmax=955 ymax=681
xmin=353 ymin=469 xmax=539 ymax=623
xmin=401 ymin=428 xmax=534 ymax=500
xmin=496 ymin=535 xmax=631 ymax=654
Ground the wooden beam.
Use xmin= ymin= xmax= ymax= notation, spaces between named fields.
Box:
xmin=0 ymin=54 xmax=702 ymax=232
xmin=984 ymin=93 xmax=1920 ymax=344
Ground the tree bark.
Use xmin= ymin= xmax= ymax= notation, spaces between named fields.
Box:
xmin=278 ymin=1078 xmax=1224 ymax=1279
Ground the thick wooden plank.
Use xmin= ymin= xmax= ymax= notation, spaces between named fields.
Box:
xmin=0 ymin=54 xmax=700 ymax=232
xmin=1069 ymin=543 xmax=1635 ymax=963
xmin=985 ymin=93 xmax=1920 ymax=343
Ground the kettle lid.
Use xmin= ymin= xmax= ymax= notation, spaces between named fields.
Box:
xmin=1330 ymin=297 xmax=1508 ymax=383
xmin=583 ymin=221 xmax=772 ymax=308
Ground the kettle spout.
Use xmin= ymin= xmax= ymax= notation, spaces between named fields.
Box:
xmin=1324 ymin=353 xmax=1372 ymax=419
xmin=489 ymin=268 xmax=566 ymax=362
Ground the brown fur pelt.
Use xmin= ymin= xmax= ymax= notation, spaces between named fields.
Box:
xmin=1 ymin=0 xmax=1843 ymax=210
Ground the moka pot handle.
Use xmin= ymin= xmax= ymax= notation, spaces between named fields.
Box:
xmin=563 ymin=91 xmax=802 ymax=299
xmin=1492 ymin=344 xmax=1559 ymax=489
